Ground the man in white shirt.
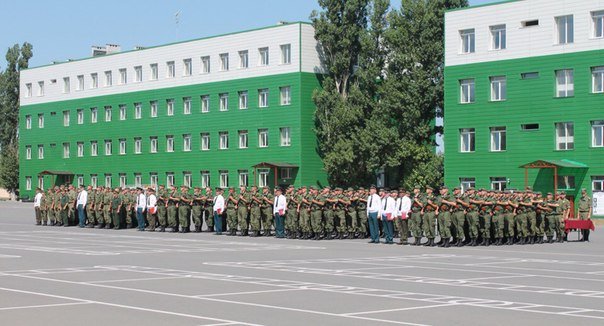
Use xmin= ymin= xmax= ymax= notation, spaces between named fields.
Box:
xmin=366 ymin=185 xmax=382 ymax=244
xmin=396 ymin=189 xmax=412 ymax=245
xmin=76 ymin=185 xmax=88 ymax=228
xmin=380 ymin=190 xmax=396 ymax=244
xmin=146 ymin=188 xmax=158 ymax=232
xmin=273 ymin=187 xmax=287 ymax=238
xmin=213 ymin=188 xmax=225 ymax=235
xmin=135 ymin=187 xmax=147 ymax=231
xmin=34 ymin=188 xmax=43 ymax=225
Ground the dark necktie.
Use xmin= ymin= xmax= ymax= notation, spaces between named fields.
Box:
xmin=369 ymin=196 xmax=373 ymax=207
xmin=383 ymin=198 xmax=387 ymax=210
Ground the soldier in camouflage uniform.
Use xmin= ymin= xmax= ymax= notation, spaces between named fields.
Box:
xmin=167 ymin=186 xmax=179 ymax=232
xmin=100 ymin=187 xmax=112 ymax=228
xmin=356 ymin=188 xmax=368 ymax=238
xmin=67 ymin=185 xmax=77 ymax=226
xmin=577 ymin=188 xmax=592 ymax=241
xmin=346 ymin=188 xmax=358 ymax=239
xmin=203 ymin=187 xmax=214 ymax=232
xmin=334 ymin=188 xmax=348 ymax=239
xmin=285 ymin=185 xmax=299 ymax=239
xmin=422 ymin=186 xmax=437 ymax=247
xmin=225 ymin=187 xmax=238 ymax=236
xmin=451 ymin=187 xmax=466 ymax=245
xmin=491 ymin=192 xmax=506 ymax=246
xmin=237 ymin=186 xmax=250 ymax=236
xmin=322 ymin=187 xmax=335 ymax=240
xmin=309 ymin=186 xmax=324 ymax=240
xmin=558 ymin=191 xmax=570 ymax=242
xmin=85 ymin=186 xmax=95 ymax=227
xmin=532 ymin=191 xmax=544 ymax=244
xmin=110 ymin=189 xmax=122 ymax=229
xmin=46 ymin=188 xmax=55 ymax=226
xmin=178 ymin=186 xmax=192 ymax=233
xmin=260 ymin=187 xmax=274 ymax=236
xmin=156 ymin=185 xmax=168 ymax=232
xmin=192 ymin=187 xmax=204 ymax=232
xmin=436 ymin=186 xmax=455 ymax=247
xmin=94 ymin=186 xmax=104 ymax=227
xmin=298 ymin=187 xmax=312 ymax=239
xmin=409 ymin=186 xmax=423 ymax=245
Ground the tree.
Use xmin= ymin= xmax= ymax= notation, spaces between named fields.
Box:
xmin=0 ymin=42 xmax=33 ymax=198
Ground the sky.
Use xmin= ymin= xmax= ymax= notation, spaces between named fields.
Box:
xmin=0 ymin=0 xmax=500 ymax=69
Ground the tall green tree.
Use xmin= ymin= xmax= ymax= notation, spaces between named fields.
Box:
xmin=0 ymin=42 xmax=33 ymax=197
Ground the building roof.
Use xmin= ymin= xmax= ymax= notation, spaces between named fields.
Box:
xmin=520 ymin=159 xmax=588 ymax=169
xmin=252 ymin=162 xmax=298 ymax=168
xmin=38 ymin=170 xmax=74 ymax=176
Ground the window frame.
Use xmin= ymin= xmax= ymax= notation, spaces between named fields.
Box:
xmin=460 ymin=79 xmax=475 ymax=104
xmin=258 ymin=88 xmax=269 ymax=108
xmin=555 ymin=121 xmax=574 ymax=150
xmin=555 ymin=15 xmax=574 ymax=45
xmin=238 ymin=130 xmax=248 ymax=149
xmin=280 ymin=86 xmax=291 ymax=105
xmin=490 ymin=76 xmax=507 ymax=101
xmin=591 ymin=120 xmax=604 ymax=147
xmin=460 ymin=128 xmax=476 ymax=153
xmin=219 ymin=131 xmax=229 ymax=150
xmin=280 ymin=44 xmax=291 ymax=64
xmin=592 ymin=66 xmax=604 ymax=93
xmin=280 ymin=127 xmax=291 ymax=147
xmin=460 ymin=29 xmax=475 ymax=54
xmin=258 ymin=128 xmax=269 ymax=148
xmin=489 ymin=126 xmax=507 ymax=152
xmin=555 ymin=69 xmax=574 ymax=98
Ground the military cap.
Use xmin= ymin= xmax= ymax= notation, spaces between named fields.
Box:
xmin=347 ymin=187 xmax=354 ymax=191
xmin=358 ymin=187 xmax=365 ymax=191
xmin=426 ymin=186 xmax=433 ymax=190
xmin=413 ymin=185 xmax=421 ymax=189
xmin=370 ymin=185 xmax=377 ymax=190
xmin=467 ymin=187 xmax=474 ymax=191
xmin=215 ymin=187 xmax=222 ymax=191
xmin=453 ymin=187 xmax=460 ymax=191
xmin=558 ymin=191 xmax=565 ymax=195
xmin=288 ymin=185 xmax=295 ymax=189
xmin=300 ymin=186 xmax=307 ymax=189
xmin=582 ymin=188 xmax=587 ymax=192
xmin=229 ymin=186 xmax=235 ymax=190
xmin=546 ymin=192 xmax=553 ymax=196
xmin=441 ymin=185 xmax=448 ymax=189
xmin=263 ymin=186 xmax=269 ymax=189
xmin=535 ymin=191 xmax=542 ymax=195
xmin=335 ymin=187 xmax=343 ymax=191
xmin=324 ymin=186 xmax=331 ymax=190
xmin=309 ymin=186 xmax=317 ymax=190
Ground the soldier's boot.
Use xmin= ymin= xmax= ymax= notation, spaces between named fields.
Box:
xmin=105 ymin=224 xmax=112 ymax=229
xmin=538 ymin=236 xmax=545 ymax=244
xmin=194 ymin=225 xmax=201 ymax=233
xmin=558 ymin=235 xmax=564 ymax=243
xmin=43 ymin=221 xmax=48 ymax=226
xmin=126 ymin=223 xmax=132 ymax=229
xmin=96 ymin=223 xmax=104 ymax=229
xmin=516 ymin=237 xmax=524 ymax=245
xmin=450 ymin=237 xmax=457 ymax=245
xmin=547 ymin=236 xmax=553 ymax=244
xmin=584 ymin=230 xmax=590 ymax=242
xmin=415 ymin=237 xmax=422 ymax=246
xmin=290 ymin=232 xmax=297 ymax=239
xmin=457 ymin=239 xmax=464 ymax=247
xmin=423 ymin=238 xmax=431 ymax=247
xmin=438 ymin=238 xmax=446 ymax=247
xmin=208 ymin=226 xmax=214 ymax=233
xmin=495 ymin=238 xmax=502 ymax=246
xmin=297 ymin=231 xmax=303 ymax=238
xmin=443 ymin=238 xmax=451 ymax=248
xmin=171 ymin=227 xmax=178 ymax=233
xmin=325 ymin=232 xmax=333 ymax=240
xmin=159 ymin=226 xmax=166 ymax=232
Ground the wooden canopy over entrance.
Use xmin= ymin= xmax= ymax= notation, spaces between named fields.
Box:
xmin=519 ymin=159 xmax=587 ymax=194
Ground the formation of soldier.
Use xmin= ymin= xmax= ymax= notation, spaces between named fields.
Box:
xmin=32 ymin=184 xmax=593 ymax=245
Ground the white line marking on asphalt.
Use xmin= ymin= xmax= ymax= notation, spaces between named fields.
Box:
xmin=342 ymin=303 xmax=458 ymax=316
xmin=195 ymin=288 xmax=305 ymax=298
xmin=87 ymin=275 xmax=191 ymax=284
xmin=0 ymin=301 xmax=92 ymax=311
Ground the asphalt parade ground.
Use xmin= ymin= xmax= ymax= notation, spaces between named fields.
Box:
xmin=1 ymin=201 xmax=603 ymax=326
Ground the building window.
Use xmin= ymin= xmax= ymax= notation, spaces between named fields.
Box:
xmin=592 ymin=120 xmax=604 ymax=147
xmin=258 ymin=88 xmax=269 ymax=107
xmin=201 ymin=133 xmax=210 ymax=151
xmin=201 ymin=171 xmax=210 ymax=188
xmin=63 ymin=77 xmax=70 ymax=93
xmin=150 ymin=137 xmax=158 ymax=153
xmin=183 ymin=134 xmax=191 ymax=151
xmin=134 ymin=66 xmax=142 ymax=82
xmin=105 ymin=106 xmax=112 ymax=122
xmin=490 ymin=76 xmax=506 ymax=101
xmin=105 ymin=174 xmax=112 ymax=188
xmin=119 ymin=174 xmax=127 ymax=188
xmin=490 ymin=25 xmax=506 ymax=50
xmin=91 ymin=108 xmax=98 ymax=123
xmin=105 ymin=140 xmax=112 ymax=156
xmin=521 ymin=123 xmax=539 ymax=131
xmin=280 ymin=44 xmax=291 ymax=64
xmin=167 ymin=61 xmax=175 ymax=78
xmin=592 ymin=66 xmax=604 ymax=93
xmin=460 ymin=178 xmax=475 ymax=193
xmin=90 ymin=175 xmax=97 ymax=188
xmin=25 ymin=115 xmax=31 ymax=129
xmin=183 ymin=58 xmax=192 ymax=76
xmin=134 ymin=137 xmax=142 ymax=154
xmin=239 ymin=50 xmax=249 ymax=68
xmin=460 ymin=128 xmax=475 ymax=153
xmin=557 ymin=175 xmax=576 ymax=190
xmin=75 ymin=175 xmax=83 ymax=188
xmin=183 ymin=97 xmax=191 ymax=115
xmin=490 ymin=127 xmax=506 ymax=152
xmin=38 ymin=145 xmax=44 ymax=159
xmin=258 ymin=129 xmax=269 ymax=148
xmin=460 ymin=29 xmax=475 ymax=54
xmin=119 ymin=68 xmax=127 ymax=84
xmin=104 ymin=71 xmax=112 ymax=87
xmin=593 ymin=11 xmax=604 ymax=38
xmin=239 ymin=130 xmax=248 ymax=149
xmin=555 ymin=69 xmax=574 ymax=97
xmin=183 ymin=172 xmax=192 ymax=188
xmin=150 ymin=63 xmax=158 ymax=80
xmin=166 ymin=173 xmax=175 ymax=188
xmin=490 ymin=177 xmax=507 ymax=191
xmin=76 ymin=75 xmax=84 ymax=91
xmin=119 ymin=104 xmax=127 ymax=120
xmin=521 ymin=72 xmax=539 ymax=80
xmin=63 ymin=111 xmax=70 ymax=127
xmin=556 ymin=15 xmax=574 ymax=44
xmin=219 ymin=93 xmax=228 ymax=111
xmin=592 ymin=176 xmax=604 ymax=192
xmin=460 ymin=79 xmax=475 ymax=103
xmin=134 ymin=102 xmax=142 ymax=119
xmin=238 ymin=171 xmax=248 ymax=187
xmin=119 ymin=139 xmax=126 ymax=155
xmin=220 ymin=53 xmax=229 ymax=71
xmin=258 ymin=47 xmax=269 ymax=66
xmin=26 ymin=176 xmax=32 ymax=191
xmin=201 ymin=95 xmax=210 ymax=113
xmin=77 ymin=109 xmax=84 ymax=124
xmin=280 ymin=86 xmax=291 ymax=105
xmin=90 ymin=141 xmax=98 ymax=156
xmin=77 ymin=142 xmax=84 ymax=157
xmin=166 ymin=135 xmax=174 ymax=152
xmin=150 ymin=100 xmax=158 ymax=118
xmin=134 ymin=173 xmax=142 ymax=188
xmin=150 ymin=173 xmax=158 ymax=189
xmin=201 ymin=56 xmax=210 ymax=73
xmin=63 ymin=143 xmax=70 ymax=158
xmin=38 ymin=81 xmax=44 ymax=96
xmin=91 ymin=73 xmax=98 ymax=88
xmin=167 ymin=99 xmax=174 ymax=116
xmin=25 ymin=145 xmax=31 ymax=160
xmin=258 ymin=169 xmax=269 ymax=188
xmin=219 ymin=131 xmax=229 ymax=150
xmin=220 ymin=171 xmax=229 ymax=188
xmin=25 ymin=83 xmax=32 ymax=97
xmin=280 ymin=127 xmax=291 ymax=146
xmin=555 ymin=122 xmax=574 ymax=150
xmin=281 ymin=168 xmax=292 ymax=179
xmin=238 ymin=91 xmax=248 ymax=110
xmin=38 ymin=113 xmax=44 ymax=128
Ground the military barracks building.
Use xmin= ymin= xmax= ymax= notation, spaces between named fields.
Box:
xmin=18 ymin=22 xmax=327 ymax=199
xmin=443 ymin=0 xmax=604 ymax=215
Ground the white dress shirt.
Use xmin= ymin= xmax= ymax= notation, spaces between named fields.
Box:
xmin=398 ymin=195 xmax=411 ymax=218
xmin=366 ymin=193 xmax=382 ymax=216
xmin=76 ymin=190 xmax=88 ymax=206
xmin=137 ymin=193 xmax=147 ymax=210
xmin=34 ymin=193 xmax=43 ymax=208
xmin=381 ymin=196 xmax=396 ymax=219
xmin=273 ymin=194 xmax=287 ymax=215
xmin=147 ymin=194 xmax=157 ymax=209
xmin=213 ymin=194 xmax=225 ymax=213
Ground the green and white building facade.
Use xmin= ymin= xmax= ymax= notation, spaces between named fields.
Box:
xmin=19 ymin=22 xmax=327 ymax=198
xmin=444 ymin=0 xmax=604 ymax=215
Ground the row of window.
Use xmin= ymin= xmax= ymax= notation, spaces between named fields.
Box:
xmin=459 ymin=121 xmax=604 ymax=153
xmin=24 ymin=44 xmax=292 ymax=97
xmin=459 ymin=67 xmax=604 ymax=104
xmin=24 ymin=86 xmax=292 ymax=129
xmin=458 ymin=176 xmax=604 ymax=193
xmin=24 ymin=128 xmax=292 ymax=160
xmin=26 ymin=168 xmax=293 ymax=191
xmin=458 ymin=11 xmax=604 ymax=54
